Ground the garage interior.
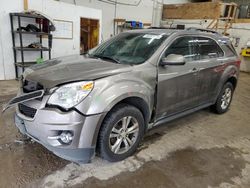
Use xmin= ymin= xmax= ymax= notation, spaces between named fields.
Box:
xmin=0 ymin=0 xmax=250 ymax=187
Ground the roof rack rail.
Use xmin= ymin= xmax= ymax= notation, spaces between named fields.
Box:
xmin=186 ymin=27 xmax=221 ymax=35
xmin=148 ymin=26 xmax=185 ymax=30
xmin=148 ymin=27 xmax=173 ymax=29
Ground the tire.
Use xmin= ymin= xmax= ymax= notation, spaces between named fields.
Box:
xmin=98 ymin=103 xmax=145 ymax=162
xmin=212 ymin=82 xmax=234 ymax=114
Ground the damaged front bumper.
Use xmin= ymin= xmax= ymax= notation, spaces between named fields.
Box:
xmin=13 ymin=94 xmax=105 ymax=163
xmin=16 ymin=112 xmax=95 ymax=162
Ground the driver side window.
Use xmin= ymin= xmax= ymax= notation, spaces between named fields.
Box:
xmin=164 ymin=36 xmax=199 ymax=62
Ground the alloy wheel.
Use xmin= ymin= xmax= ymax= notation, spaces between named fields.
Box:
xmin=221 ymin=87 xmax=232 ymax=110
xmin=109 ymin=116 xmax=139 ymax=154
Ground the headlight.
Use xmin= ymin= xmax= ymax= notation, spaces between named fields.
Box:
xmin=47 ymin=81 xmax=94 ymax=109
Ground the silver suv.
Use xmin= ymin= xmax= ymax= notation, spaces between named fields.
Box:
xmin=6 ymin=28 xmax=240 ymax=163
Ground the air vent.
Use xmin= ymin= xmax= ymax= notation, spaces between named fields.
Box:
xmin=18 ymin=103 xmax=37 ymax=118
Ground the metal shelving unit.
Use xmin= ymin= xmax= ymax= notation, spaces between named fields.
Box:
xmin=114 ymin=18 xmax=151 ymax=35
xmin=10 ymin=12 xmax=52 ymax=79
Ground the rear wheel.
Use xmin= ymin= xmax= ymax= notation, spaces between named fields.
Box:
xmin=98 ymin=104 xmax=144 ymax=162
xmin=212 ymin=82 xmax=234 ymax=114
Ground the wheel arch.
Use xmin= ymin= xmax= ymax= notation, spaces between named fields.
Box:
xmin=113 ymin=96 xmax=151 ymax=124
xmin=92 ymin=96 xmax=151 ymax=150
xmin=226 ymin=76 xmax=237 ymax=89
xmin=101 ymin=96 xmax=151 ymax=132
xmin=215 ymin=65 xmax=239 ymax=101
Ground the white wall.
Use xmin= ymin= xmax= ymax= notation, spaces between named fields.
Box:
xmin=0 ymin=0 xmax=102 ymax=80
xmin=61 ymin=0 xmax=154 ymax=40
xmin=61 ymin=0 xmax=189 ymax=40
xmin=229 ymin=24 xmax=250 ymax=53
xmin=28 ymin=0 xmax=102 ymax=58
xmin=0 ymin=0 xmax=24 ymax=80
xmin=0 ymin=0 xmax=189 ymax=80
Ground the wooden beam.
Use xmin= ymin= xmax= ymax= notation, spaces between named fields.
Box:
xmin=162 ymin=2 xmax=221 ymax=20
xmin=234 ymin=19 xmax=250 ymax=23
xmin=23 ymin=0 xmax=28 ymax=11
xmin=221 ymin=2 xmax=237 ymax=6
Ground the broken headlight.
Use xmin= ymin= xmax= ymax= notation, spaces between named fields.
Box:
xmin=47 ymin=81 xmax=94 ymax=109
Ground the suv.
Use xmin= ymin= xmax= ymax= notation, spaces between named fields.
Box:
xmin=6 ymin=28 xmax=240 ymax=163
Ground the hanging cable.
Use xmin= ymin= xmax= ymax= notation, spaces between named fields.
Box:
xmin=98 ymin=0 xmax=142 ymax=6
xmin=97 ymin=0 xmax=116 ymax=5
xmin=97 ymin=0 xmax=143 ymax=35
xmin=107 ymin=0 xmax=142 ymax=6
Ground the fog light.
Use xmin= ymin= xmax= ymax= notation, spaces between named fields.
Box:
xmin=59 ymin=131 xmax=73 ymax=144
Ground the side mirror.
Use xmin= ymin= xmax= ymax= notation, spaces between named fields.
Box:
xmin=160 ymin=54 xmax=186 ymax=66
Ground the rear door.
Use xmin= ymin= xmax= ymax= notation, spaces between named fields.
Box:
xmin=156 ymin=36 xmax=200 ymax=120
xmin=195 ymin=37 xmax=225 ymax=104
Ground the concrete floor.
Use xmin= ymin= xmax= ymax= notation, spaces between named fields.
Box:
xmin=0 ymin=73 xmax=250 ymax=188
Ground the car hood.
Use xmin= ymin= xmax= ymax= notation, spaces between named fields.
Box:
xmin=24 ymin=55 xmax=132 ymax=89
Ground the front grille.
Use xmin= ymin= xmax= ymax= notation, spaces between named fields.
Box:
xmin=23 ymin=80 xmax=43 ymax=93
xmin=18 ymin=103 xmax=37 ymax=118
xmin=8 ymin=90 xmax=44 ymax=106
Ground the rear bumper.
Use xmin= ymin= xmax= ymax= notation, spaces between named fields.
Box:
xmin=14 ymin=103 xmax=105 ymax=163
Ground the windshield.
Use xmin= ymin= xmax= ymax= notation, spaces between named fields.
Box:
xmin=88 ymin=32 xmax=168 ymax=65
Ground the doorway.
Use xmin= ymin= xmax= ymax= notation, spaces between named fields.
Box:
xmin=80 ymin=18 xmax=99 ymax=54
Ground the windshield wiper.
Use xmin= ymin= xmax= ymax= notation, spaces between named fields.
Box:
xmin=91 ymin=54 xmax=120 ymax=64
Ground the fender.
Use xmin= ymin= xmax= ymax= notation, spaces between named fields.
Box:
xmin=75 ymin=73 xmax=156 ymax=117
xmin=215 ymin=63 xmax=239 ymax=101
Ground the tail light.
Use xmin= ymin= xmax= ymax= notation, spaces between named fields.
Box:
xmin=235 ymin=60 xmax=241 ymax=67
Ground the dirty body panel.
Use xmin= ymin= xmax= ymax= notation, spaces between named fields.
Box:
xmin=9 ymin=29 xmax=239 ymax=163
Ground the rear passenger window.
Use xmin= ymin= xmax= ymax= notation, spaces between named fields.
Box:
xmin=164 ymin=36 xmax=199 ymax=62
xmin=221 ymin=44 xmax=236 ymax=57
xmin=197 ymin=37 xmax=224 ymax=59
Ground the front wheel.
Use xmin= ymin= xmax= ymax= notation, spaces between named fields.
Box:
xmin=98 ymin=104 xmax=144 ymax=162
xmin=212 ymin=82 xmax=234 ymax=114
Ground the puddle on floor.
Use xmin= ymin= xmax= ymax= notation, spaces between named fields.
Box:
xmin=77 ymin=147 xmax=246 ymax=188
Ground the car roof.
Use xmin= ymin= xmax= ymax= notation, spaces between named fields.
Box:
xmin=125 ymin=28 xmax=229 ymax=43
xmin=126 ymin=29 xmax=178 ymax=35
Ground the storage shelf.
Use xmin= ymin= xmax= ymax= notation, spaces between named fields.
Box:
xmin=15 ymin=62 xmax=37 ymax=67
xmin=10 ymin=12 xmax=45 ymax=19
xmin=14 ymin=31 xmax=50 ymax=36
xmin=10 ymin=12 xmax=52 ymax=78
xmin=114 ymin=18 xmax=151 ymax=35
xmin=118 ymin=25 xmax=142 ymax=30
xmin=14 ymin=47 xmax=50 ymax=51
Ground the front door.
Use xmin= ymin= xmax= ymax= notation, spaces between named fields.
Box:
xmin=156 ymin=36 xmax=200 ymax=120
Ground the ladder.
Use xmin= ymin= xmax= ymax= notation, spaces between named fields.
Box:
xmin=207 ymin=3 xmax=237 ymax=35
